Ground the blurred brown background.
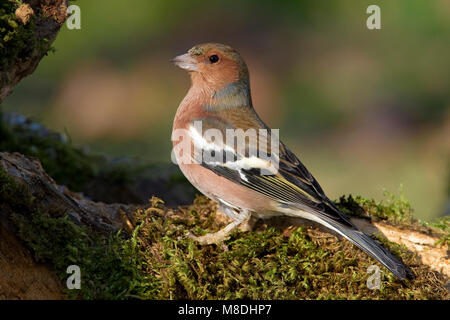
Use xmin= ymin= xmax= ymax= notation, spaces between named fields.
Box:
xmin=2 ymin=0 xmax=449 ymax=220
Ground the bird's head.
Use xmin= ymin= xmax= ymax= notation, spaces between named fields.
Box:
xmin=172 ymin=43 xmax=250 ymax=92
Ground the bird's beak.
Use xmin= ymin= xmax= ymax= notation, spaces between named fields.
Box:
xmin=171 ymin=53 xmax=199 ymax=72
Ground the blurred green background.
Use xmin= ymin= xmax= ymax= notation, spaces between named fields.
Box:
xmin=2 ymin=0 xmax=449 ymax=220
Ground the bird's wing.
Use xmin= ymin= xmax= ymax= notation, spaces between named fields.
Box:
xmin=188 ymin=111 xmax=353 ymax=227
xmin=187 ymin=112 xmax=412 ymax=279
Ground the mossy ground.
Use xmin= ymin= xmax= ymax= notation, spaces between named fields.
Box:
xmin=0 ymin=167 xmax=158 ymax=299
xmin=127 ymin=196 xmax=449 ymax=300
xmin=1 ymin=167 xmax=448 ymax=299
xmin=0 ymin=113 xmax=448 ymax=299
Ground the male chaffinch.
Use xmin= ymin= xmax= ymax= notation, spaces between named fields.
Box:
xmin=171 ymin=43 xmax=411 ymax=279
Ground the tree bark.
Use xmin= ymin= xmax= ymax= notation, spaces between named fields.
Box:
xmin=0 ymin=152 xmax=134 ymax=234
xmin=0 ymin=0 xmax=68 ymax=103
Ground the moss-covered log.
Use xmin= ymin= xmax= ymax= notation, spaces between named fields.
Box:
xmin=0 ymin=0 xmax=68 ymax=102
xmin=1 ymin=151 xmax=448 ymax=299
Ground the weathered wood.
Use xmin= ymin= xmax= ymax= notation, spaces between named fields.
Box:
xmin=0 ymin=152 xmax=133 ymax=233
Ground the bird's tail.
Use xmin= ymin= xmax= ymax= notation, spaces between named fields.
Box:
xmin=314 ymin=213 xmax=413 ymax=279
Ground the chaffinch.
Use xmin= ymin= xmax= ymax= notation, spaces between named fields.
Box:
xmin=171 ymin=43 xmax=411 ymax=279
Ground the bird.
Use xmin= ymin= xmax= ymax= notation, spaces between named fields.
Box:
xmin=171 ymin=42 xmax=412 ymax=279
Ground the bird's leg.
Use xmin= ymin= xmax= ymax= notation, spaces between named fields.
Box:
xmin=188 ymin=208 xmax=251 ymax=245
xmin=218 ymin=203 xmax=256 ymax=232
xmin=217 ymin=203 xmax=256 ymax=231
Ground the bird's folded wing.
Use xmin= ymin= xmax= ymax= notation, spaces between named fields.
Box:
xmin=188 ymin=116 xmax=354 ymax=226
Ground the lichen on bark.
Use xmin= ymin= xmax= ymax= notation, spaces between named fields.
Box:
xmin=0 ymin=0 xmax=68 ymax=102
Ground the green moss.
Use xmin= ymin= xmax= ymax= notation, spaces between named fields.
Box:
xmin=335 ymin=186 xmax=413 ymax=224
xmin=129 ymin=196 xmax=448 ymax=300
xmin=0 ymin=112 xmax=192 ymax=200
xmin=0 ymin=111 xmax=97 ymax=191
xmin=1 ymin=142 xmax=448 ymax=300
xmin=1 ymin=165 xmax=448 ymax=299
xmin=421 ymin=216 xmax=449 ymax=247
xmin=0 ymin=1 xmax=54 ymax=82
xmin=0 ymin=111 xmax=149 ymax=192
xmin=0 ymin=168 xmax=159 ymax=299
xmin=336 ymin=187 xmax=449 ymax=247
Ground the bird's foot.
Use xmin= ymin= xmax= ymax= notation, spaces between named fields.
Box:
xmin=188 ymin=210 xmax=251 ymax=245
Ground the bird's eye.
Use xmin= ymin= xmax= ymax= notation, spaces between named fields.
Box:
xmin=209 ymin=55 xmax=219 ymax=63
